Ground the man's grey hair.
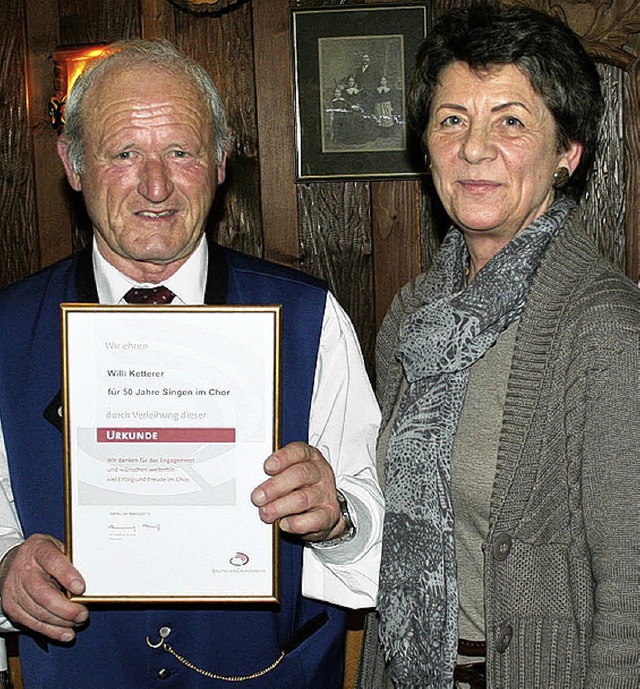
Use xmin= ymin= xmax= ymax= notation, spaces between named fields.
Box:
xmin=63 ymin=39 xmax=229 ymax=174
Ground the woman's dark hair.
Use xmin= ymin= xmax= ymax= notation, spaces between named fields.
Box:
xmin=408 ymin=3 xmax=603 ymax=198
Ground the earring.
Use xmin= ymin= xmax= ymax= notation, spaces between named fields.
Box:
xmin=552 ymin=167 xmax=570 ymax=189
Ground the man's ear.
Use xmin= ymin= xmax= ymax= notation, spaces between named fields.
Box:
xmin=216 ymin=150 xmax=228 ymax=185
xmin=215 ymin=128 xmax=232 ymax=185
xmin=56 ymin=137 xmax=82 ymax=191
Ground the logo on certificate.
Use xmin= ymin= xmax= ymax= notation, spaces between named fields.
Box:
xmin=229 ymin=552 xmax=250 ymax=567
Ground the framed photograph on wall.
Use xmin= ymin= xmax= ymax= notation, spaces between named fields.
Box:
xmin=292 ymin=3 xmax=432 ymax=181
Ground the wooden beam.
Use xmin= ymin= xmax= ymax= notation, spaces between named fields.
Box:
xmin=252 ymin=0 xmax=300 ymax=266
xmin=372 ymin=180 xmax=422 ymax=328
xmin=140 ymin=0 xmax=176 ymax=42
xmin=624 ymin=59 xmax=639 ymax=283
xmin=24 ymin=0 xmax=71 ymax=269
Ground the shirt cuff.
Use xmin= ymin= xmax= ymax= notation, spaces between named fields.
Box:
xmin=302 ymin=476 xmax=383 ymax=608
xmin=0 ymin=541 xmax=23 ymax=632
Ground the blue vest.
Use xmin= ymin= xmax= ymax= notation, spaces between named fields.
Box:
xmin=0 ymin=241 xmax=347 ymax=688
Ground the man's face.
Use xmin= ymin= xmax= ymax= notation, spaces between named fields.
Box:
xmin=59 ymin=65 xmax=225 ymax=280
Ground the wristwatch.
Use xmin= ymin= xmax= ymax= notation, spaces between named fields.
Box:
xmin=335 ymin=489 xmax=356 ymax=541
xmin=313 ymin=489 xmax=356 ymax=548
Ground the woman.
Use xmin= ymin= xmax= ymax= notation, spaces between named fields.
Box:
xmin=343 ymin=75 xmax=367 ymax=145
xmin=358 ymin=4 xmax=639 ymax=689
xmin=329 ymin=86 xmax=349 ymax=145
xmin=373 ymin=76 xmax=394 ymax=136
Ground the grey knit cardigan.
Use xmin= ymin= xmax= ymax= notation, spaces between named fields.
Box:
xmin=358 ymin=211 xmax=640 ymax=689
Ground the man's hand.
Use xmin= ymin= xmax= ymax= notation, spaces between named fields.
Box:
xmin=251 ymin=442 xmax=346 ymax=542
xmin=0 ymin=534 xmax=88 ymax=642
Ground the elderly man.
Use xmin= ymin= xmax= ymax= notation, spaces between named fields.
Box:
xmin=0 ymin=40 xmax=382 ymax=688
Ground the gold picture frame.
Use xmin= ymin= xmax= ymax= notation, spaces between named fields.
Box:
xmin=62 ymin=304 xmax=281 ymax=603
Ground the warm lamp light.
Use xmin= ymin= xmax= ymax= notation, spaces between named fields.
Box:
xmin=49 ymin=44 xmax=109 ymax=130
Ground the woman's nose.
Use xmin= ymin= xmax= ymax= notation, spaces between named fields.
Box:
xmin=459 ymin=123 xmax=496 ymax=164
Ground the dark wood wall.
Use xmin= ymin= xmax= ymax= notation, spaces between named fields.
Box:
xmin=1 ymin=0 xmax=639 ymax=687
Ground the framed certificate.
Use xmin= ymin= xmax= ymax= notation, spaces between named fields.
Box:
xmin=61 ymin=304 xmax=281 ymax=604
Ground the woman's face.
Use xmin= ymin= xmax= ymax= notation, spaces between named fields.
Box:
xmin=426 ymin=62 xmax=581 ymax=245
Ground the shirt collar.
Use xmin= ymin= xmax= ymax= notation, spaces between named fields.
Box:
xmin=92 ymin=236 xmax=208 ymax=305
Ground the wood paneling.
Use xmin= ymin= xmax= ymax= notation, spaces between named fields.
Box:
xmin=623 ymin=54 xmax=639 ymax=282
xmin=299 ymin=180 xmax=376 ymax=369
xmin=23 ymin=0 xmax=71 ymax=269
xmin=576 ymin=64 xmax=626 ymax=272
xmin=253 ymin=0 xmax=300 ymax=266
xmin=0 ymin=0 xmax=39 ymax=288
xmin=372 ymin=181 xmax=422 ymax=330
xmin=141 ymin=0 xmax=177 ymax=42
xmin=58 ymin=0 xmax=140 ymax=45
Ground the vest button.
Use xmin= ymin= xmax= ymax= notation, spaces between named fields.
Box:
xmin=492 ymin=532 xmax=512 ymax=561
xmin=496 ymin=623 xmax=513 ymax=653
xmin=158 ymin=668 xmax=171 ymax=680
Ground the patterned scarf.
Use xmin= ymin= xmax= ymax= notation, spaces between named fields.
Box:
xmin=377 ymin=197 xmax=574 ymax=688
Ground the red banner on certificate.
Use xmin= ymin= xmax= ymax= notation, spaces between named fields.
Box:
xmin=96 ymin=428 xmax=236 ymax=443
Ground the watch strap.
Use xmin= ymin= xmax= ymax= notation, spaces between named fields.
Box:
xmin=312 ymin=489 xmax=356 ymax=548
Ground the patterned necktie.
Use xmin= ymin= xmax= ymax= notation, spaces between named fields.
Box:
xmin=123 ymin=285 xmax=176 ymax=304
